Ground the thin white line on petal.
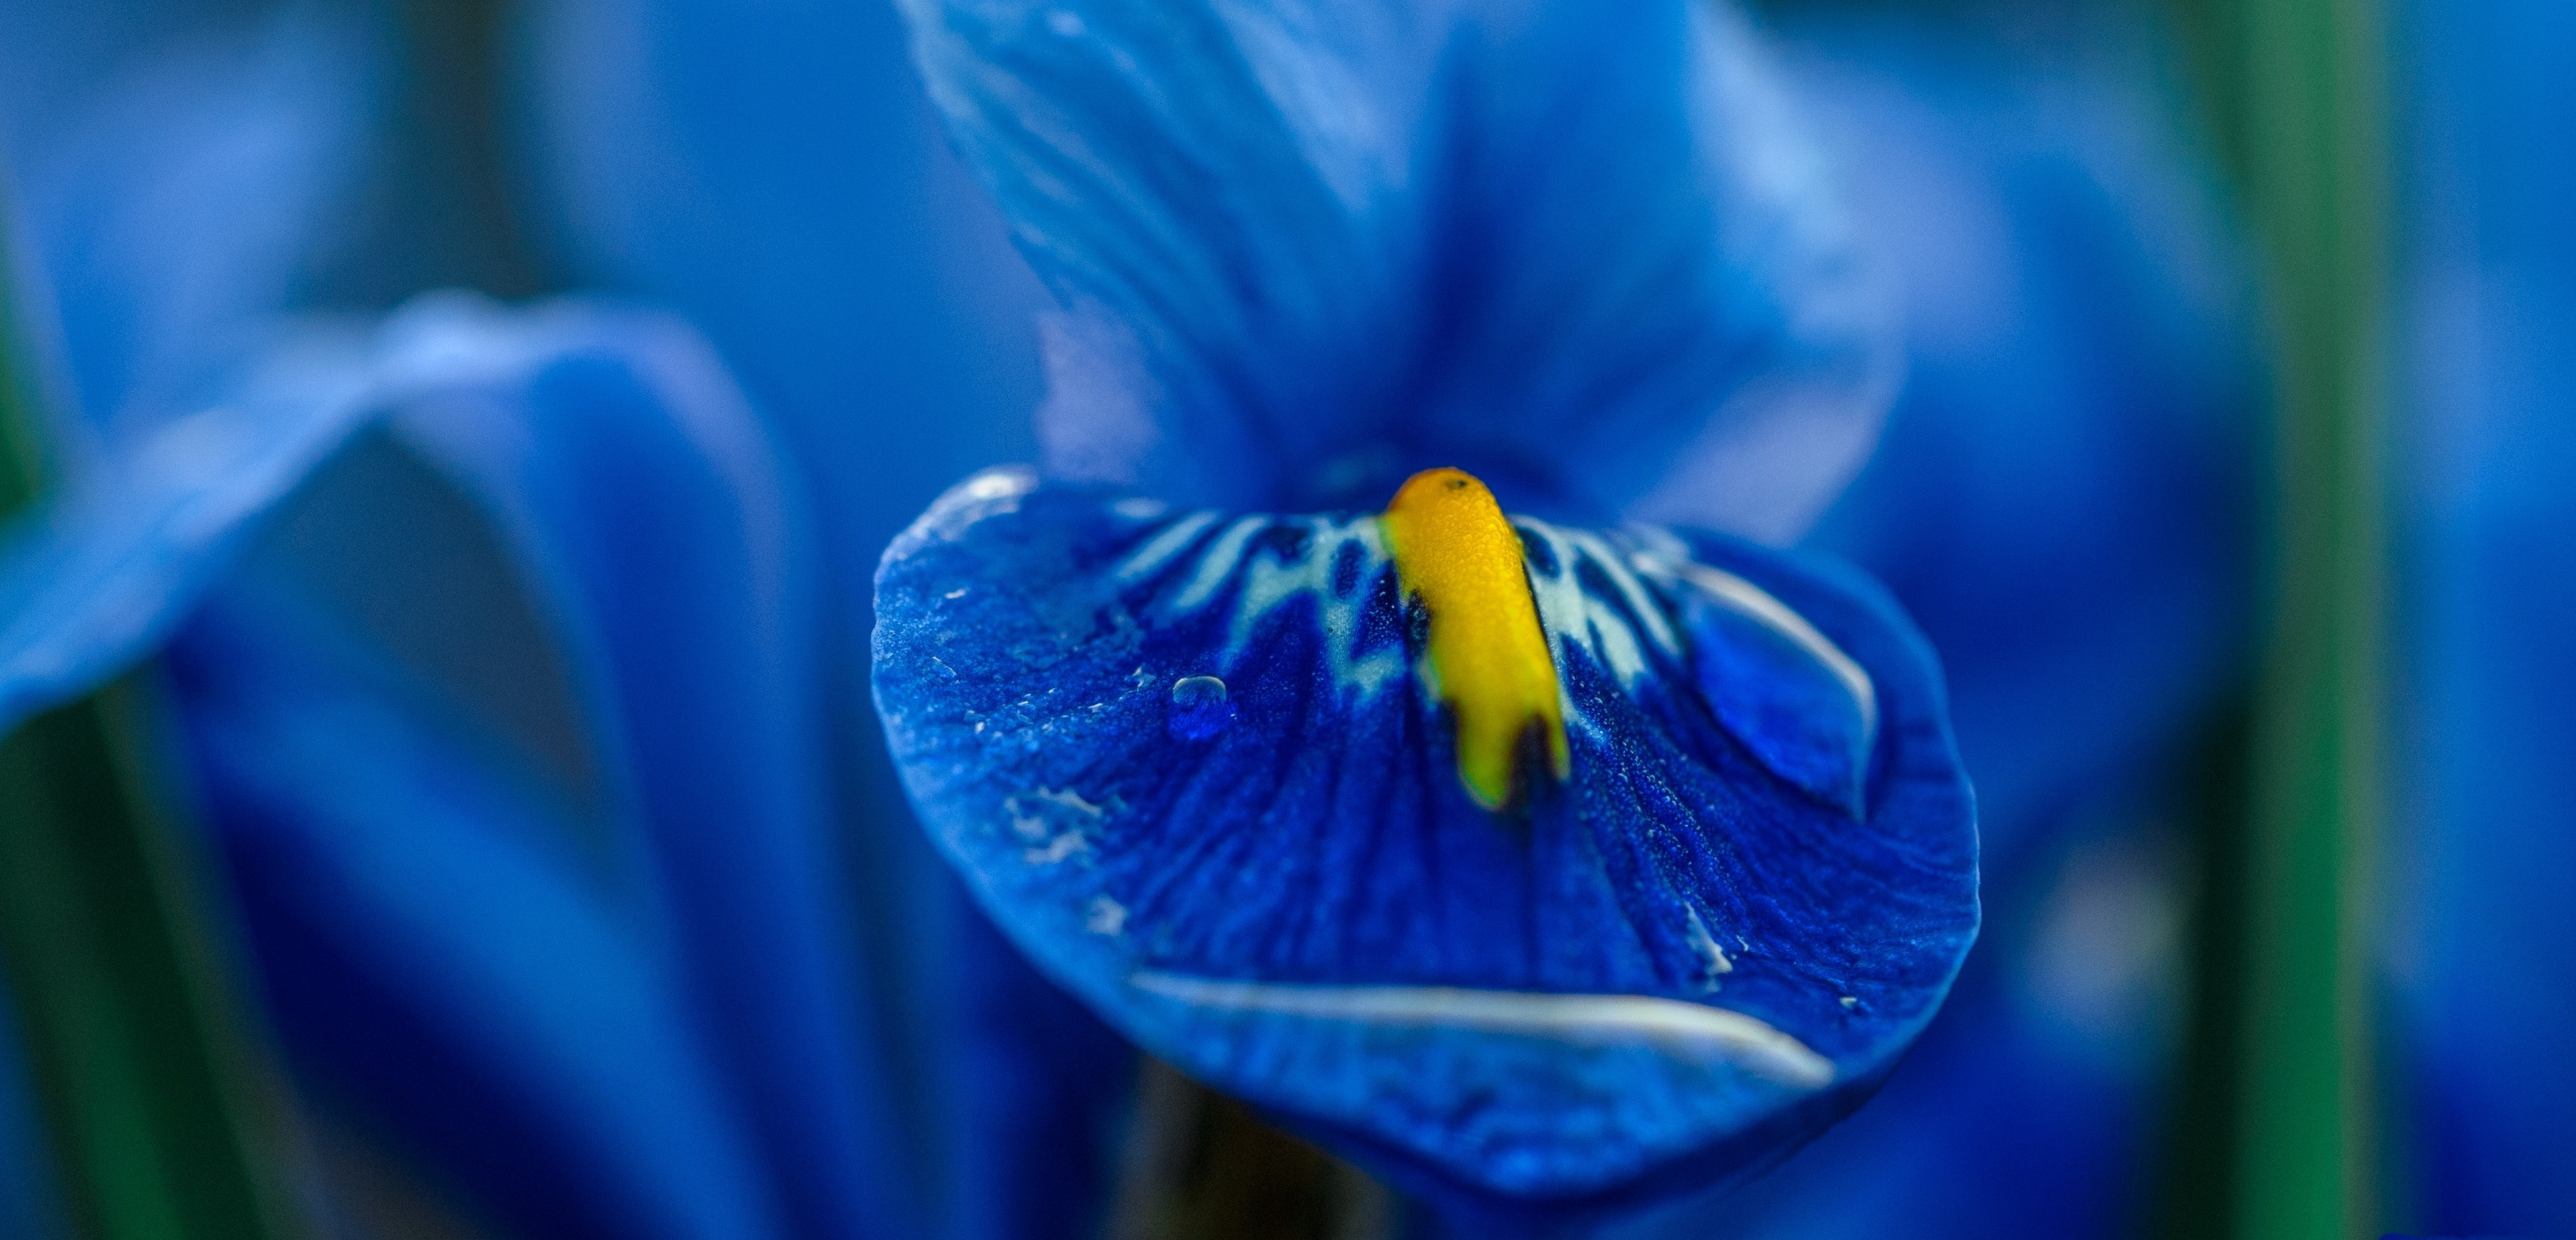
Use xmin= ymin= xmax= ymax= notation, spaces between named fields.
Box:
xmin=1127 ymin=972 xmax=1834 ymax=1089
xmin=1115 ymin=510 xmax=1223 ymax=582
xmin=1642 ymin=556 xmax=1877 ymax=743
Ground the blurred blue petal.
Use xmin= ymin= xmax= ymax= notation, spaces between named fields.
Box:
xmin=1 ymin=294 xmax=921 ymax=1238
xmin=1796 ymin=14 xmax=2261 ymax=851
xmin=170 ymin=588 xmax=791 ymax=1240
xmin=382 ymin=299 xmax=921 ymax=1240
xmin=0 ymin=325 xmax=387 ymax=737
xmin=898 ymin=0 xmax=1895 ymax=539
xmin=2396 ymin=2 xmax=2576 ymax=1232
xmin=1 ymin=3 xmax=383 ymax=449
xmin=875 ymin=470 xmax=1975 ymax=1214
xmin=948 ymin=904 xmax=1134 ymax=1240
xmin=515 ymin=0 xmax=1046 ymax=555
xmin=516 ymin=10 xmax=1053 ymax=1202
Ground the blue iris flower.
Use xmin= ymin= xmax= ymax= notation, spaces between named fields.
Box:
xmin=0 ymin=8 xmax=922 ymax=1237
xmin=871 ymin=0 xmax=1980 ymax=1221
xmin=2395 ymin=2 xmax=2576 ymax=1233
xmin=1607 ymin=11 xmax=2261 ymax=1238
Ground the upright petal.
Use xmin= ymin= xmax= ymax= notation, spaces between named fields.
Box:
xmin=387 ymin=296 xmax=921 ymax=1239
xmin=901 ymin=0 xmax=1895 ymax=538
xmin=875 ymin=471 xmax=1976 ymax=1214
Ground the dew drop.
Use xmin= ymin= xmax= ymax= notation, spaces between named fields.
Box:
xmin=1168 ymin=675 xmax=1234 ymax=740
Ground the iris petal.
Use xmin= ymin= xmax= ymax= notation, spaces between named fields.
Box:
xmin=875 ymin=469 xmax=1977 ymax=1207
xmin=898 ymin=0 xmax=1895 ymax=536
xmin=0 ymin=330 xmax=383 ymax=737
xmin=170 ymin=593 xmax=791 ymax=1240
xmin=1 ymin=294 xmax=919 ymax=1238
xmin=385 ymin=300 xmax=920 ymax=1240
xmin=4 ymin=4 xmax=382 ymax=446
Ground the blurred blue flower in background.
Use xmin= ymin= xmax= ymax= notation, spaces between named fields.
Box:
xmin=0 ymin=4 xmax=931 ymax=1237
xmin=2394 ymin=2 xmax=2576 ymax=1233
xmin=512 ymin=3 xmax=1057 ymax=1203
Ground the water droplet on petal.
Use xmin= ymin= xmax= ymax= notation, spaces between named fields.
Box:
xmin=1167 ymin=675 xmax=1234 ymax=740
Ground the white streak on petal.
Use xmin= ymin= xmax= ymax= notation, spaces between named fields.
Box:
xmin=1172 ymin=517 xmax=1266 ymax=609
xmin=1227 ymin=517 xmax=1400 ymax=698
xmin=1646 ymin=556 xmax=1878 ymax=743
xmin=1115 ymin=510 xmax=1224 ymax=582
xmin=1128 ymin=972 xmax=1834 ymax=1089
xmin=1518 ymin=522 xmax=1652 ymax=689
xmin=1561 ymin=528 xmax=1682 ymax=657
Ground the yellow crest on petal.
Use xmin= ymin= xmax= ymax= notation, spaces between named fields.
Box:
xmin=1380 ymin=468 xmax=1571 ymax=810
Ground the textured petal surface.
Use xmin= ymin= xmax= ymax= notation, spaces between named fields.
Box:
xmin=1656 ymin=15 xmax=2254 ymax=1237
xmin=1608 ymin=790 xmax=2186 ymax=1240
xmin=900 ymin=0 xmax=1894 ymax=539
xmin=875 ymin=469 xmax=1975 ymax=1208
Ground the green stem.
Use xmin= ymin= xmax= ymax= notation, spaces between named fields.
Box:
xmin=1 ymin=200 xmax=306 ymax=1240
xmin=2231 ymin=0 xmax=2390 ymax=1236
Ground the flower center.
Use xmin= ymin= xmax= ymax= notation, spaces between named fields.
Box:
xmin=1381 ymin=467 xmax=1572 ymax=809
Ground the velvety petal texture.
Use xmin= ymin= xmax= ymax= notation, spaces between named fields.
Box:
xmin=899 ymin=0 xmax=1895 ymax=540
xmin=875 ymin=469 xmax=1976 ymax=1209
